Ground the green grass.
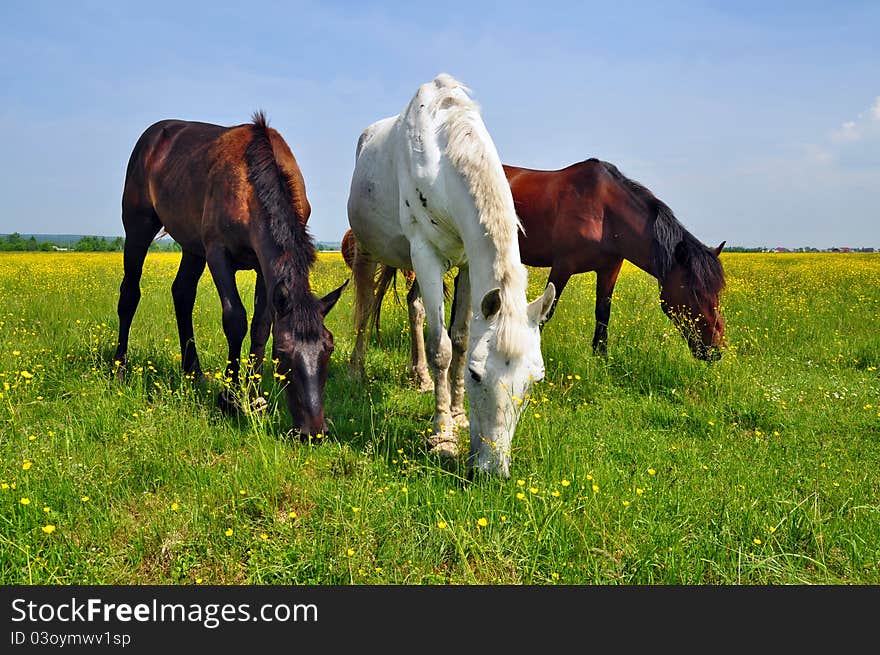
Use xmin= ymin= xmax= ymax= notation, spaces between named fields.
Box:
xmin=0 ymin=251 xmax=878 ymax=584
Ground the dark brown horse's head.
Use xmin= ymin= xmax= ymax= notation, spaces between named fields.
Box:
xmin=659 ymin=240 xmax=726 ymax=361
xmin=271 ymin=280 xmax=348 ymax=438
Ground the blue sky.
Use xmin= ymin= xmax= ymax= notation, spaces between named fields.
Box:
xmin=1 ymin=0 xmax=878 ymax=247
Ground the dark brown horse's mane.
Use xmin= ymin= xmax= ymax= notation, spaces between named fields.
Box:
xmin=245 ymin=111 xmax=322 ymax=338
xmin=597 ymin=160 xmax=725 ymax=302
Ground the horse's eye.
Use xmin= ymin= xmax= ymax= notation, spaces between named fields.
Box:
xmin=470 ymin=369 xmax=482 ymax=383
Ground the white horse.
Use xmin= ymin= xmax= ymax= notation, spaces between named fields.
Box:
xmin=347 ymin=74 xmax=555 ymax=478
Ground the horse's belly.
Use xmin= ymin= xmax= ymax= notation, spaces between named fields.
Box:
xmin=348 ymin=199 xmax=412 ymax=269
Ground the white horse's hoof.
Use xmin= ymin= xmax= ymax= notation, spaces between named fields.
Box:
xmin=428 ymin=437 xmax=459 ymax=460
xmin=451 ymin=412 xmax=468 ymax=429
xmin=249 ymin=396 xmax=268 ymax=413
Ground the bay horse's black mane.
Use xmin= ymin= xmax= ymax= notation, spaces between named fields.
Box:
xmin=245 ymin=111 xmax=322 ymax=339
xmin=596 ymin=159 xmax=725 ymax=302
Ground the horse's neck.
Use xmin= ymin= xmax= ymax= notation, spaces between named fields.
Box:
xmin=607 ymin=201 xmax=658 ymax=280
xmin=459 ymin=211 xmax=527 ymax=316
xmin=254 ymin=236 xmax=311 ymax=297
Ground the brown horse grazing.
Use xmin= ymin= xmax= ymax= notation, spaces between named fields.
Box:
xmin=113 ymin=112 xmax=347 ymax=437
xmin=507 ymin=159 xmax=726 ymax=361
xmin=352 ymin=157 xmax=726 ymax=385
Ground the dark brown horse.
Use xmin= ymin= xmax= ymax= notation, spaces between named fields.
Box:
xmin=113 ymin=112 xmax=347 ymax=437
xmin=348 ymin=157 xmax=726 ymax=374
xmin=508 ymin=159 xmax=726 ymax=361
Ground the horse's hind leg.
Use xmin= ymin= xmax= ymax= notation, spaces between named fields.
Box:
xmin=592 ymin=259 xmax=623 ymax=357
xmin=349 ymin=245 xmax=378 ymax=377
xmin=113 ymin=211 xmax=161 ymax=379
xmin=171 ymin=250 xmax=207 ymax=380
xmin=405 ymin=278 xmax=433 ymax=392
xmin=447 ymin=267 xmax=470 ymax=428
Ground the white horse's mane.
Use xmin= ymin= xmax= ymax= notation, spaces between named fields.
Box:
xmin=423 ymin=74 xmax=529 ymax=356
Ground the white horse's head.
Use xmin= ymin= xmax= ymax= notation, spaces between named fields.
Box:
xmin=465 ymin=283 xmax=555 ymax=478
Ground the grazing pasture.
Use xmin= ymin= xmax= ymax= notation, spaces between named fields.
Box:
xmin=0 ymin=251 xmax=878 ymax=584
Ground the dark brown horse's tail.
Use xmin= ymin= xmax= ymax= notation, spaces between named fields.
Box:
xmin=368 ymin=264 xmax=400 ymax=345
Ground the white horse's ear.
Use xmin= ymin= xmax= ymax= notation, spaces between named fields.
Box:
xmin=481 ymin=288 xmax=502 ymax=319
xmin=528 ymin=283 xmax=555 ymax=325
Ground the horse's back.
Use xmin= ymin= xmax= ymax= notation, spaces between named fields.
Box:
xmin=347 ymin=115 xmax=414 ymax=268
xmin=507 ymin=159 xmax=610 ymax=268
xmin=123 ymin=119 xmax=252 ymax=252
xmin=123 ymin=120 xmax=230 ymax=207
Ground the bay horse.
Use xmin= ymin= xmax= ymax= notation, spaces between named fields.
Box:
xmin=508 ymin=159 xmax=726 ymax=361
xmin=113 ymin=112 xmax=347 ymax=438
xmin=347 ymin=74 xmax=555 ymax=478
xmin=350 ymin=158 xmax=726 ymax=384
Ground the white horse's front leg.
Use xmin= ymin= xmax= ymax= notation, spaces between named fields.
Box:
xmin=448 ymin=266 xmax=470 ymax=428
xmin=410 ymin=242 xmax=458 ymax=459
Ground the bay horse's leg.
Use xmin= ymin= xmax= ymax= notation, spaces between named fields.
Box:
xmin=410 ymin=243 xmax=457 ymax=458
xmin=246 ymin=270 xmax=272 ymax=410
xmin=448 ymin=267 xmax=471 ymax=428
xmin=405 ymin=277 xmax=432 ymax=392
xmin=206 ymin=247 xmax=248 ymax=413
xmin=349 ymin=246 xmax=378 ymax=377
xmin=113 ymin=212 xmax=161 ymax=379
xmin=592 ymin=259 xmax=623 ymax=357
xmin=545 ymin=266 xmax=574 ymax=324
xmin=171 ymin=250 xmax=207 ymax=380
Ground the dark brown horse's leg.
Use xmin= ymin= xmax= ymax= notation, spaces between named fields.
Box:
xmin=171 ymin=250 xmax=207 ymax=379
xmin=349 ymin=246 xmax=378 ymax=377
xmin=113 ymin=212 xmax=161 ymax=379
xmin=592 ymin=259 xmax=623 ymax=357
xmin=206 ymin=248 xmax=248 ymax=413
xmin=544 ymin=266 xmax=573 ymax=324
xmin=246 ymin=270 xmax=272 ymax=409
xmin=448 ymin=267 xmax=470 ymax=427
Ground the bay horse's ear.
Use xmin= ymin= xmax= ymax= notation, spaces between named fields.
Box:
xmin=714 ymin=241 xmax=726 ymax=257
xmin=527 ymin=283 xmax=556 ymax=325
xmin=481 ymin=288 xmax=502 ymax=319
xmin=674 ymin=240 xmax=690 ymax=266
xmin=273 ymin=282 xmax=292 ymax=316
xmin=319 ymin=278 xmax=349 ymax=316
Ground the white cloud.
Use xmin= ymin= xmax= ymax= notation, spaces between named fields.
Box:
xmin=825 ymin=97 xmax=880 ymax=166
xmin=831 ymin=120 xmax=860 ymax=143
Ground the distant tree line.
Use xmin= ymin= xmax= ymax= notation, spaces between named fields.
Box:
xmin=0 ymin=233 xmax=187 ymax=252
xmin=73 ymin=235 xmax=125 ymax=251
xmin=0 ymin=233 xmax=55 ymax=251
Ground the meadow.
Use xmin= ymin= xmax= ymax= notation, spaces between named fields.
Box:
xmin=0 ymin=251 xmax=878 ymax=584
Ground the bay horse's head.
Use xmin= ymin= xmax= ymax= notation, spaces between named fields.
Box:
xmin=271 ymin=279 xmax=348 ymax=439
xmin=659 ymin=240 xmax=726 ymax=361
xmin=466 ymin=284 xmax=556 ymax=479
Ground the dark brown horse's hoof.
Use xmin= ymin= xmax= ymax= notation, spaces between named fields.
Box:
xmin=217 ymin=389 xmax=241 ymax=415
xmin=182 ymin=371 xmax=211 ymax=387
